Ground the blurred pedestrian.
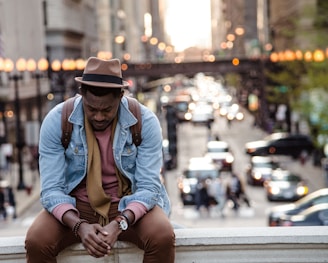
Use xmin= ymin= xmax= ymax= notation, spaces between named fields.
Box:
xmin=229 ymin=173 xmax=251 ymax=209
xmin=4 ymin=186 xmax=17 ymax=219
xmin=227 ymin=118 xmax=232 ymax=128
xmin=226 ymin=184 xmax=239 ymax=211
xmin=300 ymin=150 xmax=308 ymax=165
xmin=195 ymin=177 xmax=210 ymax=213
xmin=227 ymin=173 xmax=240 ymax=211
xmin=3 ymin=143 xmax=13 ymax=168
xmin=211 ymin=177 xmax=227 ymax=217
xmin=0 ymin=180 xmax=16 ymax=220
xmin=207 ymin=120 xmax=212 ymax=141
xmin=0 ymin=186 xmax=6 ymax=220
xmin=29 ymin=146 xmax=39 ymax=172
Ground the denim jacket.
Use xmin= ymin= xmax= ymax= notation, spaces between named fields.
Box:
xmin=39 ymin=96 xmax=171 ymax=216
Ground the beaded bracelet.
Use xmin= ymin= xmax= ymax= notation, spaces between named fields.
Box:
xmin=72 ymin=219 xmax=88 ymax=237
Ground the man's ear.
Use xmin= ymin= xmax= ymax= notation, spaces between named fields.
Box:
xmin=120 ymin=89 xmax=124 ymax=98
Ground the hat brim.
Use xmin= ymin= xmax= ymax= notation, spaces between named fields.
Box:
xmin=75 ymin=77 xmax=129 ymax=88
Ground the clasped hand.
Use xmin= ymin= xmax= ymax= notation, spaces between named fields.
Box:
xmin=78 ymin=221 xmax=121 ymax=258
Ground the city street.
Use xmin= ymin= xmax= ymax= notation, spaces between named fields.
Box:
xmin=165 ymin=108 xmax=326 ymax=229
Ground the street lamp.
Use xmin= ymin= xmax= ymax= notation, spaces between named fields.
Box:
xmin=4 ymin=58 xmax=26 ymax=190
xmin=97 ymin=51 xmax=112 ymax=60
xmin=50 ymin=58 xmax=84 ymax=105
xmin=50 ymin=59 xmax=65 ymax=103
xmin=26 ymin=58 xmax=49 ymax=127
xmin=313 ymin=49 xmax=325 ymax=62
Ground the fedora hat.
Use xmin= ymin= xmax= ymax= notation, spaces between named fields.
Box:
xmin=75 ymin=57 xmax=129 ymax=88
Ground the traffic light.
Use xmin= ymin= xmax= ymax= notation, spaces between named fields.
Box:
xmin=248 ymin=94 xmax=259 ymax=111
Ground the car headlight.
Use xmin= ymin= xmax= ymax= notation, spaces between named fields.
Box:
xmin=296 ymin=185 xmax=309 ymax=196
xmin=269 ymin=186 xmax=280 ymax=195
xmin=183 ymin=185 xmax=191 ymax=194
xmin=227 ymin=113 xmax=234 ymax=120
xmin=236 ymin=112 xmax=244 ymax=120
xmin=220 ymin=108 xmax=228 ymax=116
xmin=184 ymin=112 xmax=192 ymax=120
xmin=253 ymin=171 xmax=262 ymax=180
xmin=225 ymin=155 xmax=234 ymax=163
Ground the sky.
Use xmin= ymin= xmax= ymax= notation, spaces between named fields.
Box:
xmin=165 ymin=0 xmax=212 ymax=52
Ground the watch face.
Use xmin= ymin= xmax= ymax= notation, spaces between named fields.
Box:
xmin=119 ymin=219 xmax=128 ymax=230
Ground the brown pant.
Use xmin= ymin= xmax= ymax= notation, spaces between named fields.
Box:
xmin=25 ymin=201 xmax=175 ymax=263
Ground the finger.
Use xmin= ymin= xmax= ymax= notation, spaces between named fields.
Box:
xmin=93 ymin=237 xmax=111 ymax=251
xmin=86 ymin=241 xmax=110 ymax=258
xmin=95 ymin=225 xmax=108 ymax=236
xmin=83 ymin=235 xmax=110 ymax=255
xmin=87 ymin=247 xmax=106 ymax=258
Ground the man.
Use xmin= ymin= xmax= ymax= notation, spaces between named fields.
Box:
xmin=0 ymin=183 xmax=6 ymax=220
xmin=25 ymin=57 xmax=175 ymax=262
xmin=195 ymin=177 xmax=210 ymax=213
xmin=211 ymin=177 xmax=227 ymax=218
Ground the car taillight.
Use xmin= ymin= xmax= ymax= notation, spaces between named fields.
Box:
xmin=269 ymin=147 xmax=276 ymax=154
xmin=281 ymin=220 xmax=293 ymax=227
xmin=247 ymin=148 xmax=255 ymax=154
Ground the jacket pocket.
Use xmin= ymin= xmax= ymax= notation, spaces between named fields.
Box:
xmin=121 ymin=144 xmax=137 ymax=170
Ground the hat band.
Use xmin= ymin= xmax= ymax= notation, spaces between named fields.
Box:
xmin=82 ymin=73 xmax=123 ymax=85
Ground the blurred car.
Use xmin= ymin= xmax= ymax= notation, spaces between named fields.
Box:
xmin=267 ymin=188 xmax=328 ymax=226
xmin=204 ymin=140 xmax=234 ymax=172
xmin=189 ymin=101 xmax=214 ymax=124
xmin=172 ymin=95 xmax=192 ymax=122
xmin=245 ymin=132 xmax=314 ymax=158
xmin=177 ymin=157 xmax=220 ymax=205
xmin=278 ymin=203 xmax=328 ymax=226
xmin=263 ymin=169 xmax=309 ymax=202
xmin=245 ymin=156 xmax=280 ymax=186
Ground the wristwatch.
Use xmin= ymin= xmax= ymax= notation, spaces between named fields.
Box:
xmin=115 ymin=216 xmax=128 ymax=231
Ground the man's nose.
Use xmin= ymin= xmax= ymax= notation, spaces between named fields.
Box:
xmin=94 ymin=111 xmax=105 ymax=121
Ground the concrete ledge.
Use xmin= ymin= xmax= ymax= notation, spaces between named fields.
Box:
xmin=1 ymin=226 xmax=328 ymax=263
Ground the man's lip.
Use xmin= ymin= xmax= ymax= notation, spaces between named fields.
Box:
xmin=93 ymin=122 xmax=106 ymax=129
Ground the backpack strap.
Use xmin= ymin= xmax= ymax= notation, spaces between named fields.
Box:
xmin=126 ymin=96 xmax=142 ymax=146
xmin=61 ymin=95 xmax=142 ymax=149
xmin=61 ymin=96 xmax=77 ymax=149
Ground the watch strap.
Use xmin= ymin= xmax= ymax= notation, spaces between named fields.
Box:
xmin=120 ymin=213 xmax=131 ymax=226
xmin=115 ymin=215 xmax=128 ymax=230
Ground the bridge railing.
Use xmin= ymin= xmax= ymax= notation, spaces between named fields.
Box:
xmin=123 ymin=58 xmax=265 ymax=78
